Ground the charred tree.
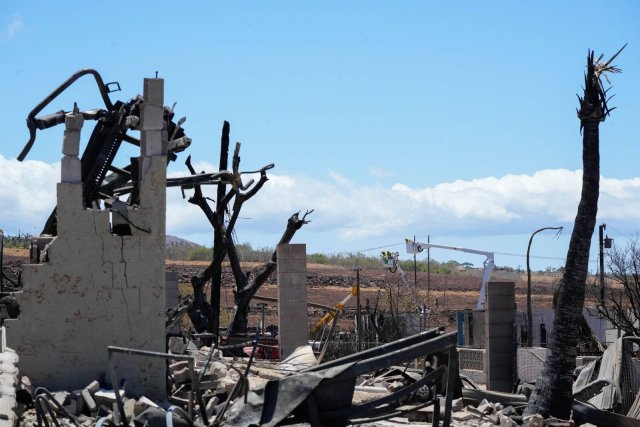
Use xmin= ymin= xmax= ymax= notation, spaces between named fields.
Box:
xmin=228 ymin=210 xmax=312 ymax=334
xmin=184 ymin=122 xmax=311 ymax=337
xmin=524 ymin=46 xmax=625 ymax=419
xmin=588 ymin=238 xmax=640 ymax=337
xmin=211 ymin=121 xmax=230 ymax=335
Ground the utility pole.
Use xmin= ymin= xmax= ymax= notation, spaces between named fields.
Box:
xmin=355 ymin=266 xmax=362 ymax=351
xmin=599 ymin=223 xmax=606 ymax=301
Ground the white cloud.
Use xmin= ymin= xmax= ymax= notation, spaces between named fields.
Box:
xmin=3 ymin=14 xmax=23 ymax=40
xmin=369 ymin=166 xmax=393 ymax=178
xmin=0 ymin=155 xmax=58 ymax=231
xmin=3 ymin=155 xmax=640 ymax=253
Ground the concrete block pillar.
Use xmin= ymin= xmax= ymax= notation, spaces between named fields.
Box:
xmin=61 ymin=111 xmax=84 ymax=183
xmin=484 ymin=281 xmax=515 ymax=392
xmin=277 ymin=244 xmax=308 ymax=359
xmin=141 ymin=78 xmax=167 ymax=156
xmin=165 ymin=271 xmax=179 ymax=309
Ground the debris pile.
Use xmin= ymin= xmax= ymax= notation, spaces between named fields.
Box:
xmin=450 ymin=399 xmax=520 ymax=426
xmin=1 ymin=328 xmax=473 ymax=426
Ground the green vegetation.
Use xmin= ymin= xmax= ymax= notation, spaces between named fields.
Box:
xmin=308 ymin=252 xmax=483 ymax=275
xmin=165 ymin=241 xmax=529 ymax=275
xmin=1 ymin=233 xmax=32 ymax=249
xmin=166 ymin=242 xmax=274 ymax=262
xmin=307 ymin=252 xmax=380 ymax=269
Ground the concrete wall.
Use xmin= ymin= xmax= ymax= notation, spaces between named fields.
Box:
xmin=166 ymin=271 xmax=179 ymax=309
xmin=6 ymin=78 xmax=168 ymax=398
xmin=277 ymin=244 xmax=308 ymax=359
xmin=484 ymin=281 xmax=515 ymax=392
xmin=0 ymin=328 xmax=18 ymax=427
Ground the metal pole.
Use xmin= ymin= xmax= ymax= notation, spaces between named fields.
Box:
xmin=444 ymin=275 xmax=447 ymax=309
xmin=599 ymin=223 xmax=606 ymax=301
xmin=355 ymin=266 xmax=362 ymax=351
xmin=413 ymin=235 xmax=417 ymax=289
xmin=259 ymin=303 xmax=266 ymax=334
xmin=526 ymin=226 xmax=563 ymax=347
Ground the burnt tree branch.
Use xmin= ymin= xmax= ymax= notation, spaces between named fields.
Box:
xmin=228 ymin=210 xmax=313 ymax=334
xmin=180 ymin=122 xmax=303 ymax=339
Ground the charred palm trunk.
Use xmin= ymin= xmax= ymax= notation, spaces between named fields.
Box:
xmin=525 ymin=47 xmax=623 ymax=418
xmin=525 ymin=120 xmax=599 ymax=418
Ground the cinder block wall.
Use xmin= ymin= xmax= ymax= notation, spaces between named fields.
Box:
xmin=277 ymin=244 xmax=308 ymax=359
xmin=484 ymin=281 xmax=515 ymax=393
xmin=6 ymin=78 xmax=167 ymax=398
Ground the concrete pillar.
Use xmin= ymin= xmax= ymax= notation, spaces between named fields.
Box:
xmin=166 ymin=271 xmax=179 ymax=309
xmin=61 ymin=112 xmax=83 ymax=183
xmin=484 ymin=281 xmax=515 ymax=392
xmin=141 ymin=78 xmax=167 ymax=156
xmin=277 ymin=244 xmax=308 ymax=359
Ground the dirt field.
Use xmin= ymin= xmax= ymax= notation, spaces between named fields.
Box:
xmin=166 ymin=258 xmax=560 ymax=333
xmin=4 ymin=248 xmax=560 ymax=332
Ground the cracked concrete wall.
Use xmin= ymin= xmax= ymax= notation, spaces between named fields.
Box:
xmin=6 ymin=78 xmax=167 ymax=399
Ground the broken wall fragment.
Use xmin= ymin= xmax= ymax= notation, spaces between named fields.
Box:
xmin=6 ymin=77 xmax=169 ymax=399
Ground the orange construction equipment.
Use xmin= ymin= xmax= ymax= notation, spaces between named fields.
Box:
xmin=312 ymin=284 xmax=358 ymax=335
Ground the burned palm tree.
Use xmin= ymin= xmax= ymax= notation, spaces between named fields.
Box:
xmin=524 ymin=45 xmax=625 ymax=418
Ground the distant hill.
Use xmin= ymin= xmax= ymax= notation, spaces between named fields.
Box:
xmin=165 ymin=235 xmax=204 ymax=248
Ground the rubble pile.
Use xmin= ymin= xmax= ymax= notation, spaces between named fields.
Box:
xmin=3 ymin=328 xmax=477 ymax=426
xmin=14 ymin=342 xmax=268 ymax=426
xmin=0 ymin=259 xmax=22 ymax=293
xmin=450 ymin=399 xmax=521 ymax=426
xmin=4 ymin=327 xmax=637 ymax=426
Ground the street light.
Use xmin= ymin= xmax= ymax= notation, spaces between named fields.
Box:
xmin=527 ymin=226 xmax=563 ymax=347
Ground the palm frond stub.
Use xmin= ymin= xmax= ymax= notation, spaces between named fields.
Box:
xmin=577 ymin=44 xmax=626 ymax=128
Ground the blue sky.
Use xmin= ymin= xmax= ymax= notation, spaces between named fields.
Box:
xmin=1 ymin=2 xmax=639 ymax=271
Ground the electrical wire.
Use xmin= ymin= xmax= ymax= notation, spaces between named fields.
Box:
xmin=351 ymin=242 xmax=405 ymax=253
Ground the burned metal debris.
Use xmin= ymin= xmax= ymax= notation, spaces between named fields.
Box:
xmin=17 ymin=68 xmax=192 ymax=236
xmin=9 ymin=328 xmax=467 ymax=426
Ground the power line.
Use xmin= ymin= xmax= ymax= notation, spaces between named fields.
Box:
xmin=355 ymin=242 xmax=405 ymax=253
xmin=494 ymin=251 xmax=566 ymax=262
xmin=606 ymin=225 xmax=628 ymax=238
